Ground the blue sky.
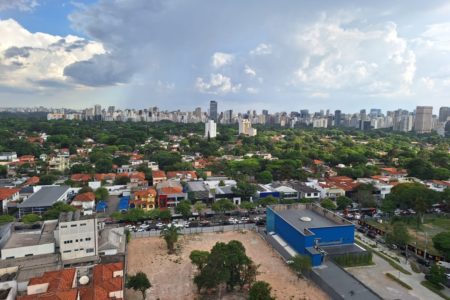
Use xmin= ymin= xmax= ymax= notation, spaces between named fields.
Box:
xmin=0 ymin=0 xmax=450 ymax=113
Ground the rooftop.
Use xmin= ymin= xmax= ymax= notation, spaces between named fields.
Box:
xmin=3 ymin=221 xmax=57 ymax=249
xmin=59 ymin=211 xmax=95 ymax=222
xmin=0 ymin=188 xmax=19 ymax=201
xmin=17 ymin=186 xmax=69 ymax=208
xmin=271 ymin=203 xmax=352 ymax=233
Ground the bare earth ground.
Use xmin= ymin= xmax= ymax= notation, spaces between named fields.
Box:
xmin=126 ymin=230 xmax=329 ymax=300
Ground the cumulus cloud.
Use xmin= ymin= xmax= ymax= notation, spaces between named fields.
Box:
xmin=0 ymin=0 xmax=38 ymax=11
xmin=250 ymin=43 xmax=272 ymax=56
xmin=0 ymin=19 xmax=104 ymax=90
xmin=244 ymin=65 xmax=256 ymax=76
xmin=291 ymin=19 xmax=416 ymax=96
xmin=195 ymin=73 xmax=241 ymax=94
xmin=211 ymin=52 xmax=234 ymax=68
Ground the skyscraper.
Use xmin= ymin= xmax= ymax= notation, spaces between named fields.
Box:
xmin=94 ymin=104 xmax=102 ymax=121
xmin=414 ymin=106 xmax=433 ymax=134
xmin=334 ymin=110 xmax=341 ymax=126
xmin=439 ymin=107 xmax=450 ymax=122
xmin=209 ymin=101 xmax=218 ymax=122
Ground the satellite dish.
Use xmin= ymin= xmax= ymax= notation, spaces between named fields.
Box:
xmin=300 ymin=217 xmax=312 ymax=222
xmin=79 ymin=276 xmax=89 ymax=285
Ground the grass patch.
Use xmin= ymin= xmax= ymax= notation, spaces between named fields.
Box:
xmin=356 ymin=238 xmax=412 ymax=275
xmin=421 ymin=281 xmax=450 ymax=300
xmin=409 ymin=261 xmax=421 ymax=273
xmin=385 ymin=273 xmax=412 ymax=290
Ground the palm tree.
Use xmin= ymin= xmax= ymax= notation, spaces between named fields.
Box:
xmin=160 ymin=224 xmax=181 ymax=254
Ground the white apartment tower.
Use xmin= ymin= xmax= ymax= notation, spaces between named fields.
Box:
xmin=238 ymin=119 xmax=257 ymax=136
xmin=205 ymin=120 xmax=217 ymax=138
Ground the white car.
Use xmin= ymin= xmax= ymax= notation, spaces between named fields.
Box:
xmin=156 ymin=223 xmax=164 ymax=229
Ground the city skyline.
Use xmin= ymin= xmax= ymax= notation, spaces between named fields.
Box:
xmin=1 ymin=0 xmax=450 ymax=111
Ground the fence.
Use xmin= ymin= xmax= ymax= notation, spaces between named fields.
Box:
xmin=131 ymin=223 xmax=256 ymax=238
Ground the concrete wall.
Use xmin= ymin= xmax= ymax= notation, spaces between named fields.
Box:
xmin=1 ymin=243 xmax=55 ymax=259
xmin=58 ymin=218 xmax=98 ymax=261
xmin=310 ymin=226 xmax=355 ymax=246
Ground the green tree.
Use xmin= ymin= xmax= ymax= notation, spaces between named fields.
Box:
xmin=432 ymin=232 xmax=450 ymax=260
xmin=193 ymin=201 xmax=206 ymax=218
xmin=336 ymin=196 xmax=352 ymax=210
xmin=354 ymin=184 xmax=376 ymax=208
xmin=95 ymin=159 xmax=113 ymax=173
xmin=0 ymin=165 xmax=7 ymax=178
xmin=158 ymin=209 xmax=172 ymax=220
xmin=428 ymin=264 xmax=446 ymax=287
xmin=78 ymin=186 xmax=94 ymax=194
xmin=190 ymin=250 xmax=209 ymax=271
xmin=256 ymin=171 xmax=273 ymax=184
xmin=386 ymin=221 xmax=411 ymax=248
xmin=320 ymin=198 xmax=337 ymax=210
xmin=22 ymin=214 xmax=41 ymax=224
xmin=114 ymin=176 xmax=131 ymax=185
xmin=175 ymin=200 xmax=192 ymax=218
xmin=289 ymin=255 xmax=312 ymax=278
xmin=232 ymin=181 xmax=257 ymax=200
xmin=239 ymin=201 xmax=256 ymax=211
xmin=39 ymin=174 xmax=57 ymax=185
xmin=43 ymin=202 xmax=76 ymax=220
xmin=94 ymin=187 xmax=109 ymax=201
xmin=160 ymin=225 xmax=181 ymax=254
xmin=212 ymin=198 xmax=236 ymax=213
xmin=249 ymin=281 xmax=275 ymax=300
xmin=126 ymin=271 xmax=151 ymax=300
xmin=258 ymin=196 xmax=278 ymax=207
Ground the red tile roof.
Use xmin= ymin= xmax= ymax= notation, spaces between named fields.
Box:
xmin=0 ymin=188 xmax=19 ymax=201
xmin=26 ymin=176 xmax=40 ymax=185
xmin=94 ymin=173 xmax=117 ymax=181
xmin=18 ymin=290 xmax=78 ymax=300
xmin=74 ymin=192 xmax=95 ymax=202
xmin=152 ymin=170 xmax=166 ymax=178
xmin=381 ymin=168 xmax=407 ymax=175
xmin=134 ymin=188 xmax=157 ymax=198
xmin=159 ymin=186 xmax=183 ymax=194
xmin=28 ymin=268 xmax=76 ymax=292
xmin=71 ymin=174 xmax=92 ymax=182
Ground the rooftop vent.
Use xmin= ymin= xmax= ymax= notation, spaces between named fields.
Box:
xmin=300 ymin=216 xmax=312 ymax=222
xmin=79 ymin=276 xmax=89 ymax=285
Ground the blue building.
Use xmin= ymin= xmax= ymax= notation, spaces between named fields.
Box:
xmin=267 ymin=203 xmax=359 ymax=266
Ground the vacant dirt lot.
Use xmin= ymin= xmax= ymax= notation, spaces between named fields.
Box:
xmin=126 ymin=230 xmax=328 ymax=300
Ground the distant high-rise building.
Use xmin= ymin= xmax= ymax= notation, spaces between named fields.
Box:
xmin=300 ymin=110 xmax=309 ymax=118
xmin=107 ymin=106 xmax=115 ymax=114
xmin=238 ymin=119 xmax=257 ymax=136
xmin=209 ymin=101 xmax=218 ymax=122
xmin=224 ymin=110 xmax=233 ymax=124
xmin=370 ymin=108 xmax=382 ymax=117
xmin=205 ymin=120 xmax=217 ymax=138
xmin=262 ymin=109 xmax=269 ymax=116
xmin=439 ymin=107 xmax=450 ymax=122
xmin=334 ymin=110 xmax=342 ymax=126
xmin=414 ymin=106 xmax=433 ymax=134
xmin=194 ymin=107 xmax=202 ymax=119
xmin=94 ymin=104 xmax=102 ymax=121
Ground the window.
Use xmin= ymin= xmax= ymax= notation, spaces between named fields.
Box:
xmin=75 ymin=239 xmax=79 ymax=242
xmin=63 ymin=250 xmax=71 ymax=253
xmin=86 ymin=248 xmax=94 ymax=253
xmin=86 ymin=237 xmax=91 ymax=241
xmin=71 ymin=224 xmax=77 ymax=227
xmin=80 ymin=223 xmax=87 ymax=226
xmin=25 ymin=254 xmax=34 ymax=257
xmin=61 ymin=225 xmax=67 ymax=228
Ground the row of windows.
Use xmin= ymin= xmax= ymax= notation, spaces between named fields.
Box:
xmin=63 ymin=237 xmax=92 ymax=244
xmin=60 ymin=223 xmax=88 ymax=229
xmin=63 ymin=248 xmax=95 ymax=254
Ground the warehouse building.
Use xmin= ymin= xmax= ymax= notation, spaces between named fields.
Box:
xmin=17 ymin=186 xmax=70 ymax=217
xmin=266 ymin=203 xmax=360 ymax=266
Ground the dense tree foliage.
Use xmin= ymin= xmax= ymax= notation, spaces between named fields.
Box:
xmin=126 ymin=272 xmax=151 ymax=300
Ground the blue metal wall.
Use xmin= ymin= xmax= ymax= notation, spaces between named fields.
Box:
xmin=310 ymin=225 xmax=355 ymax=246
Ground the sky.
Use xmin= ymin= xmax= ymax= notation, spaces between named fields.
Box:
xmin=0 ymin=0 xmax=450 ymax=113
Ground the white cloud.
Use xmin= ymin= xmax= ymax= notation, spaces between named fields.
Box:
xmin=244 ymin=65 xmax=256 ymax=77
xmin=211 ymin=52 xmax=234 ymax=68
xmin=291 ymin=19 xmax=416 ymax=96
xmin=0 ymin=0 xmax=38 ymax=11
xmin=421 ymin=77 xmax=435 ymax=90
xmin=310 ymin=92 xmax=329 ymax=98
xmin=0 ymin=19 xmax=104 ymax=90
xmin=195 ymin=73 xmax=241 ymax=94
xmin=246 ymin=87 xmax=259 ymax=94
xmin=250 ymin=43 xmax=272 ymax=55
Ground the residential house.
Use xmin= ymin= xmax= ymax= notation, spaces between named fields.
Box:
xmin=48 ymin=154 xmax=70 ymax=172
xmin=17 ymin=262 xmax=124 ymax=300
xmin=71 ymin=192 xmax=96 ymax=213
xmin=116 ymin=165 xmax=134 ymax=174
xmin=427 ymin=180 xmax=450 ymax=192
xmin=0 ymin=188 xmax=19 ymax=213
xmin=129 ymin=188 xmax=157 ymax=211
xmin=152 ymin=170 xmax=167 ymax=185
xmin=70 ymin=174 xmax=92 ymax=184
xmin=0 ymin=153 xmax=17 ymax=162
xmin=186 ymin=181 xmax=213 ymax=203
xmin=156 ymin=181 xmax=187 ymax=208
xmin=381 ymin=167 xmax=408 ymax=180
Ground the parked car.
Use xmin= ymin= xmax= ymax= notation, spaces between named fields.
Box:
xmin=367 ymin=230 xmax=377 ymax=239
xmin=417 ymin=257 xmax=431 ymax=267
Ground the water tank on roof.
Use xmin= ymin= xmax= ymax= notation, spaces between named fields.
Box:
xmin=79 ymin=276 xmax=89 ymax=285
xmin=300 ymin=216 xmax=312 ymax=222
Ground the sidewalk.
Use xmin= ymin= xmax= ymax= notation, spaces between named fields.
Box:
xmin=355 ymin=233 xmax=450 ymax=299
